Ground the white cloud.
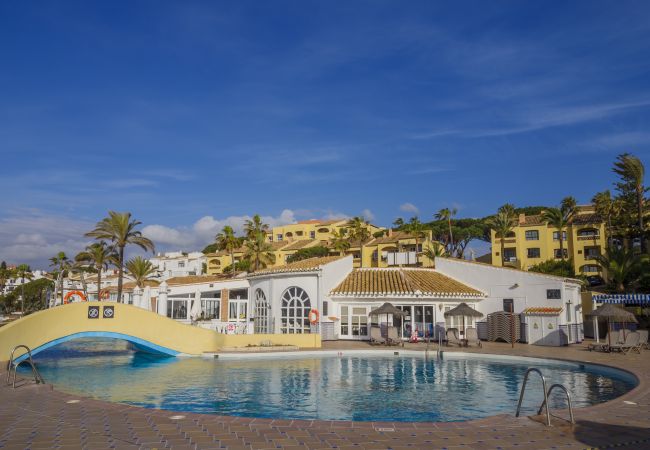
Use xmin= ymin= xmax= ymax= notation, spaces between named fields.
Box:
xmin=0 ymin=210 xmax=93 ymax=268
xmin=361 ymin=209 xmax=375 ymax=221
xmin=142 ymin=209 xmax=298 ymax=250
xmin=400 ymin=203 xmax=419 ymax=214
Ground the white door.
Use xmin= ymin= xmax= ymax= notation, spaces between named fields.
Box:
xmin=339 ymin=305 xmax=370 ymax=340
xmin=528 ymin=317 xmax=544 ymax=345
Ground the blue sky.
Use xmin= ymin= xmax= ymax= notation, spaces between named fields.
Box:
xmin=1 ymin=1 xmax=649 ymax=268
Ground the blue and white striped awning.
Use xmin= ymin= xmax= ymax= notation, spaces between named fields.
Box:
xmin=593 ymin=294 xmax=650 ymax=305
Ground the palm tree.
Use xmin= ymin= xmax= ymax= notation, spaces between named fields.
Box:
xmin=85 ymin=211 xmax=155 ymax=303
xmin=613 ymin=153 xmax=647 ymax=251
xmin=244 ymin=214 xmax=270 ymax=240
xmin=215 ymin=226 xmax=240 ymax=273
xmin=435 ymin=208 xmax=457 ymax=253
xmin=422 ymin=242 xmax=445 ymax=265
xmin=346 ymin=216 xmax=371 ymax=265
xmin=393 ymin=217 xmax=405 ymax=228
xmin=0 ymin=261 xmax=11 ymax=295
xmin=597 ymin=247 xmax=644 ymax=292
xmin=330 ymin=228 xmax=350 ymax=256
xmin=244 ymin=232 xmax=276 ymax=271
xmin=76 ymin=242 xmax=118 ymax=301
xmin=406 ymin=217 xmax=427 ymax=265
xmin=49 ymin=251 xmax=70 ymax=305
xmin=541 ymin=197 xmax=576 ymax=261
xmin=486 ymin=209 xmax=516 ymax=264
xmin=14 ymin=264 xmax=33 ymax=313
xmin=125 ymin=256 xmax=157 ymax=288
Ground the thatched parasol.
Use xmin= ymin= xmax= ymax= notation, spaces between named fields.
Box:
xmin=444 ymin=303 xmax=484 ymax=337
xmin=591 ymin=304 xmax=637 ymax=347
xmin=369 ymin=302 xmax=405 ymax=340
xmin=369 ymin=302 xmax=406 ymax=317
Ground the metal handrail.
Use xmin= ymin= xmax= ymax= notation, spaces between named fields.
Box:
xmin=538 ymin=383 xmax=575 ymax=425
xmin=6 ymin=345 xmax=44 ymax=388
xmin=516 ymin=368 xmax=551 ymax=426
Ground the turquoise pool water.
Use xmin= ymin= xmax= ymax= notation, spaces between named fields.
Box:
xmin=26 ymin=338 xmax=637 ymax=422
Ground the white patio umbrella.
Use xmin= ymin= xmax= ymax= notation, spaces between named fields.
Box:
xmin=190 ymin=290 xmax=202 ymax=322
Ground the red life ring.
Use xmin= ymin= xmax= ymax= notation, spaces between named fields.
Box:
xmin=64 ymin=290 xmax=87 ymax=304
xmin=308 ymin=309 xmax=319 ymax=324
xmin=99 ymin=289 xmax=110 ymax=300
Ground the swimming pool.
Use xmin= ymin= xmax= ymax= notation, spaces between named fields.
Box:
xmin=27 ymin=338 xmax=637 ymax=422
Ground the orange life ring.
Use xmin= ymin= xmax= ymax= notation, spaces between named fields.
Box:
xmin=63 ymin=290 xmax=87 ymax=304
xmin=99 ymin=289 xmax=110 ymax=300
xmin=308 ymin=309 xmax=319 ymax=324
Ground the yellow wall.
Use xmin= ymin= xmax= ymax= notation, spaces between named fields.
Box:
xmin=0 ymin=302 xmax=321 ymax=360
xmin=490 ymin=211 xmax=606 ymax=275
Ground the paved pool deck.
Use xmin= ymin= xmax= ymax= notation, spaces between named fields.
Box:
xmin=1 ymin=340 xmax=649 ymax=449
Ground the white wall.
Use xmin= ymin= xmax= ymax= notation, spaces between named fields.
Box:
xmin=435 ymin=258 xmax=583 ymax=326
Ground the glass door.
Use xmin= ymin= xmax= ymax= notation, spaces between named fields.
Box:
xmin=339 ymin=306 xmax=369 ymax=339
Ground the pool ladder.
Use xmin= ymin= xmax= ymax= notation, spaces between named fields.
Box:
xmin=6 ymin=345 xmax=44 ymax=388
xmin=515 ymin=368 xmax=574 ymax=427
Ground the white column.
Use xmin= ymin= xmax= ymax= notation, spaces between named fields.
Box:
xmin=132 ymin=286 xmax=143 ymax=309
xmin=143 ymin=286 xmax=152 ymax=311
xmin=158 ymin=281 xmax=168 ymax=317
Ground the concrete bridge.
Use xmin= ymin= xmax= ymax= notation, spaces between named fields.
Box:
xmin=0 ymin=302 xmax=320 ymax=362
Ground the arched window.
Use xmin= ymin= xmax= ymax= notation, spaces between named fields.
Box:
xmin=281 ymin=287 xmax=311 ymax=334
xmin=254 ymin=289 xmax=271 ymax=334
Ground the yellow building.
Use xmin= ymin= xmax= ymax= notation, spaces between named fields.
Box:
xmin=490 ymin=206 xmax=606 ymax=276
xmin=207 ymin=220 xmax=439 ymax=274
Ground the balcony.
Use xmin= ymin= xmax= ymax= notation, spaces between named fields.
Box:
xmin=386 ymin=251 xmax=418 ymax=266
xmin=578 ymin=235 xmax=600 ymax=241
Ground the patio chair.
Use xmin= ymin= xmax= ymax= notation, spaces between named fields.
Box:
xmin=370 ymin=327 xmax=386 ymax=345
xmin=588 ymin=332 xmax=620 ymax=352
xmin=465 ymin=327 xmax=481 ymax=348
xmin=387 ymin=326 xmax=402 ymax=346
xmin=637 ymin=330 xmax=649 ymax=350
xmin=446 ymin=328 xmax=462 ymax=347
xmin=609 ymin=332 xmax=641 ymax=354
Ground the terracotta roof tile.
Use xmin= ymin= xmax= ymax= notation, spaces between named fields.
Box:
xmin=282 ymin=239 xmax=321 ymax=251
xmin=249 ymin=255 xmax=347 ymax=276
xmin=368 ymin=231 xmax=419 ymax=245
xmin=166 ymin=275 xmax=230 ymax=286
xmin=523 ymin=307 xmax=563 ymax=315
xmin=571 ymin=213 xmax=603 ymax=225
xmin=331 ymin=268 xmax=484 ymax=297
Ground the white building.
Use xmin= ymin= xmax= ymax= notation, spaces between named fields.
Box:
xmin=2 ymin=270 xmax=49 ymax=296
xmin=55 ymin=254 xmax=583 ymax=346
xmin=149 ymin=251 xmax=206 ymax=279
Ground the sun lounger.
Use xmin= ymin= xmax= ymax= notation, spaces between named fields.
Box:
xmin=370 ymin=327 xmax=386 ymax=345
xmin=446 ymin=328 xmax=462 ymax=347
xmin=465 ymin=327 xmax=482 ymax=347
xmin=637 ymin=330 xmax=649 ymax=350
xmin=609 ymin=332 xmax=641 ymax=354
xmin=387 ymin=326 xmax=402 ymax=346
xmin=588 ymin=332 xmax=620 ymax=352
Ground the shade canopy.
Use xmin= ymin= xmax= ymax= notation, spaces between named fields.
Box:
xmin=368 ymin=302 xmax=406 ymax=317
xmin=444 ymin=302 xmax=484 ymax=318
xmin=590 ymin=304 xmax=638 ymax=323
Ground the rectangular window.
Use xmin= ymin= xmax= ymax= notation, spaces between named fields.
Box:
xmin=503 ymin=299 xmax=514 ymax=313
xmin=229 ymin=299 xmax=247 ymax=321
xmin=178 ymin=262 xmax=185 ymax=268
xmin=547 ymin=289 xmax=561 ymax=299
xmin=201 ymin=300 xmax=220 ymax=320
xmin=503 ymin=248 xmax=516 ymax=261
xmin=310 ymin=231 xmax=316 ymax=239
xmin=167 ymin=299 xmax=188 ymax=319
xmin=554 ymin=248 xmax=568 ymax=259
xmin=322 ymin=301 xmax=328 ymax=316
xmin=525 ymin=230 xmax=539 ymax=241
xmin=277 ymin=234 xmax=283 ymax=241
xmin=340 ymin=306 xmax=349 ymax=336
xmin=527 ymin=248 xmax=541 ymax=258
xmin=553 ymin=231 xmax=567 ymax=241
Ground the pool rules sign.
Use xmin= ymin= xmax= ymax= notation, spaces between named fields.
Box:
xmin=88 ymin=306 xmax=100 ymax=319
xmin=87 ymin=305 xmax=115 ymax=319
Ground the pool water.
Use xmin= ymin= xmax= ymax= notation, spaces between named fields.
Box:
xmin=25 ymin=338 xmax=637 ymax=422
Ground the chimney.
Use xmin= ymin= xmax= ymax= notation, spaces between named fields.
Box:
xmin=518 ymin=213 xmax=525 ymax=225
xmin=387 ymin=229 xmax=392 ymax=237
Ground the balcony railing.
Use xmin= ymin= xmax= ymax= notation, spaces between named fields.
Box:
xmin=578 ymin=235 xmax=600 ymax=241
